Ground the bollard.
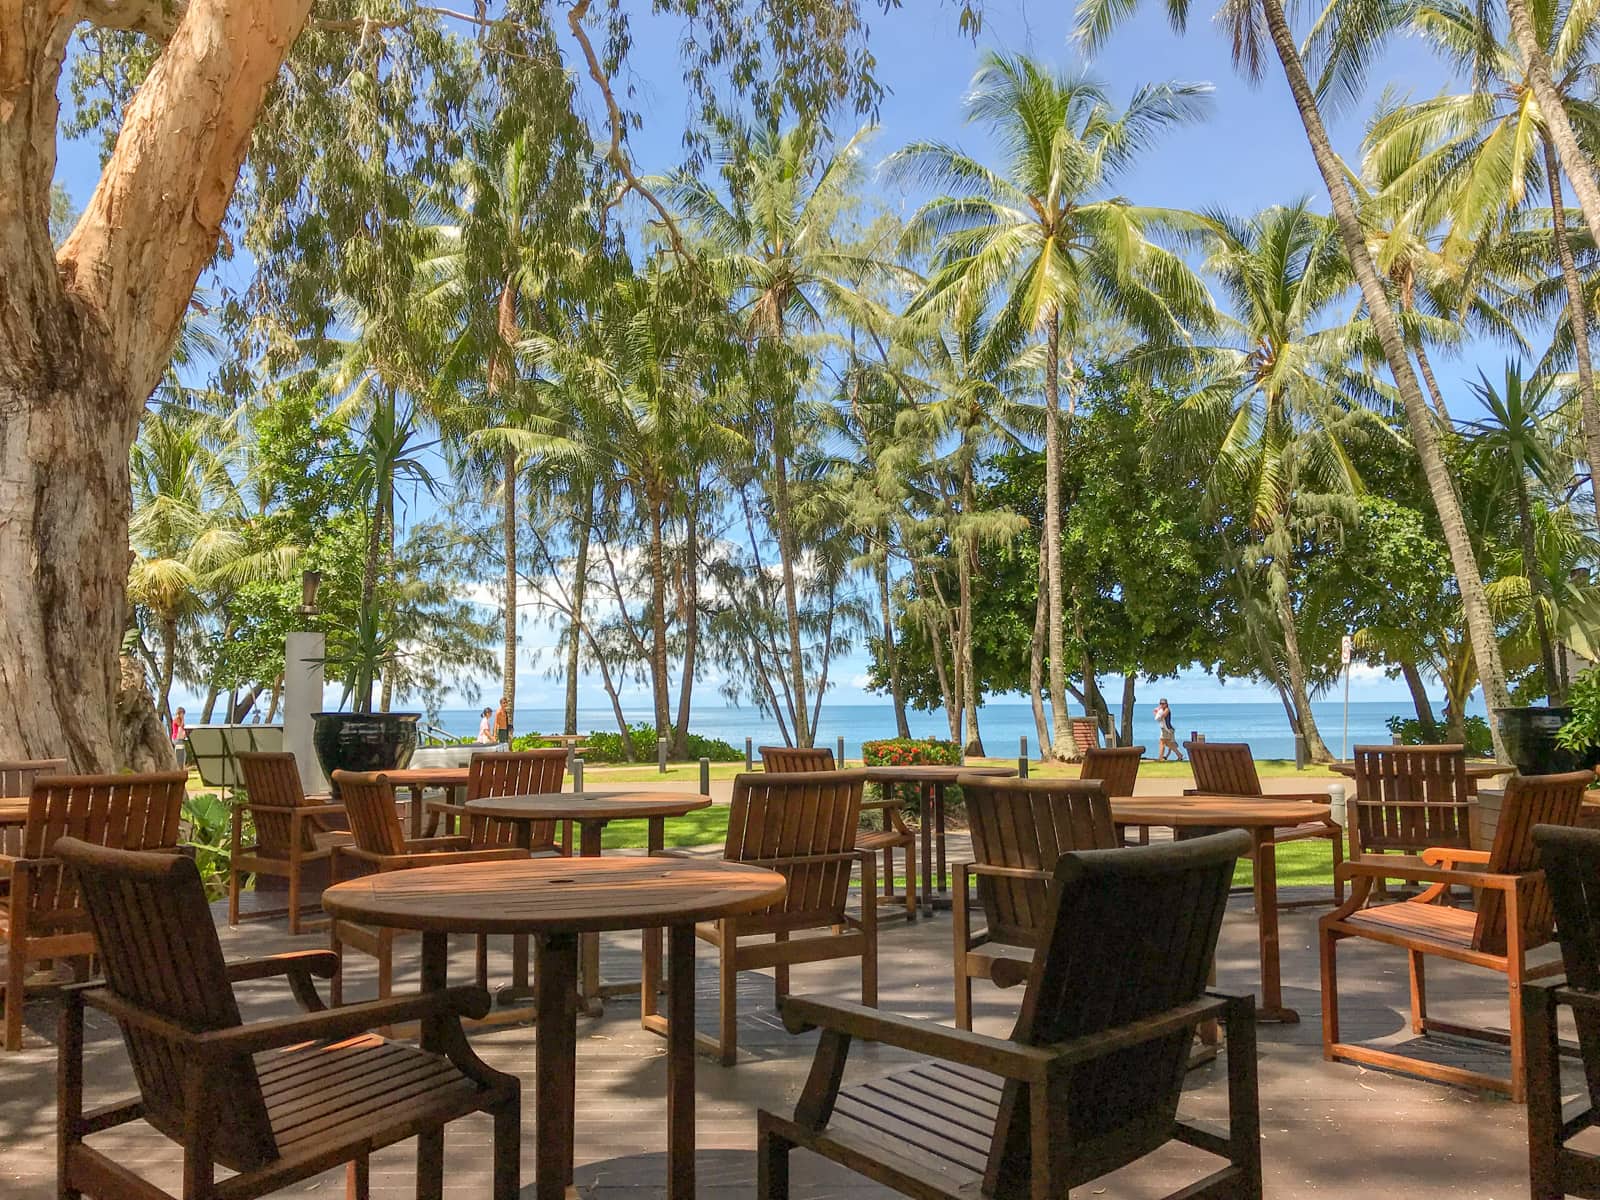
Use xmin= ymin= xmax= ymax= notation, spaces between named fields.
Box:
xmin=1391 ymin=733 xmax=1403 ymax=745
xmin=699 ymin=757 xmax=711 ymax=796
xmin=745 ymin=736 xmax=754 ymax=771
xmin=658 ymin=737 xmax=668 ymax=774
xmin=1019 ymin=735 xmax=1029 ymax=779
xmin=1326 ymin=781 xmax=1347 ymax=828
xmin=573 ymin=757 xmax=585 ymax=791
xmin=837 ymin=735 xmax=846 ymax=767
xmin=1294 ymin=734 xmax=1308 ymax=770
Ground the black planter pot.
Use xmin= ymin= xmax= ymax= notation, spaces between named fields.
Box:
xmin=1494 ymin=706 xmax=1600 ymax=775
xmin=312 ymin=712 xmax=420 ymax=794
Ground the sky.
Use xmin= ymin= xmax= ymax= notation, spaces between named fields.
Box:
xmin=53 ymin=2 xmax=1496 ymax=716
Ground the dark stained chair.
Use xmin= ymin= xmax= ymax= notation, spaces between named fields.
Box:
xmin=1081 ymin=744 xmax=1146 ymax=843
xmin=1 ymin=771 xmax=186 ymax=1051
xmin=328 ymin=770 xmax=528 ymax=1004
xmin=762 ymin=744 xmax=918 ymax=922
xmin=1527 ymin=822 xmax=1600 ymax=1198
xmin=1321 ymin=769 xmax=1591 ymax=1101
xmin=54 ymin=837 xmax=519 ymax=1200
xmin=231 ymin=751 xmax=353 ymax=934
xmin=1186 ymin=740 xmax=1345 ymax=905
xmin=757 ymin=830 xmax=1260 ymax=1199
xmin=954 ymin=776 xmax=1117 ymax=1029
xmin=686 ymin=770 xmax=876 ymax=1066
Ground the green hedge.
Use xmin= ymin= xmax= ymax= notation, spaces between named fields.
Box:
xmin=1385 ymin=714 xmax=1494 ymax=757
xmin=516 ymin=723 xmax=741 ymax=763
xmin=860 ymin=737 xmax=962 ymax=767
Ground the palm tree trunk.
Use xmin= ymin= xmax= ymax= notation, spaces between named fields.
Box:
xmin=158 ymin=618 xmax=178 ymax=723
xmin=1042 ymin=310 xmax=1078 ymax=759
xmin=1261 ymin=0 xmax=1512 ymax=756
xmin=877 ymin=552 xmax=911 ymax=738
xmin=1517 ymin=480 xmax=1562 ymax=702
xmin=1544 ymin=139 xmax=1600 ymax=520
xmin=647 ymin=489 xmax=673 ymax=740
xmin=672 ymin=496 xmax=701 ymax=758
xmin=1507 ymin=0 xmax=1600 ymax=238
xmin=379 ymin=487 xmax=396 ymax=715
xmin=1119 ymin=673 xmax=1137 ymax=748
xmin=1029 ymin=544 xmax=1054 ymax=761
xmin=1401 ymin=660 xmax=1438 ymax=736
xmin=957 ymin=540 xmax=983 ymax=756
xmin=564 ymin=490 xmax=593 ymax=737
xmin=1413 ymin=344 xmax=1452 ymax=429
xmin=771 ymin=450 xmax=812 ymax=746
xmin=1272 ymin=568 xmax=1333 ymax=761
xmin=501 ymin=444 xmax=518 ymax=729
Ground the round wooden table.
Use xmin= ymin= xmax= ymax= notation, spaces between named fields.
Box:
xmin=1109 ymin=795 xmax=1334 ymax=1024
xmin=376 ymin=766 xmax=472 ymax=838
xmin=861 ymin=765 xmax=1016 ymax=914
xmin=458 ymin=791 xmax=713 ymax=1013
xmin=323 ymin=856 xmax=785 ymax=1200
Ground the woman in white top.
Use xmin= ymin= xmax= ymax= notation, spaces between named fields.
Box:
xmin=476 ymin=706 xmax=496 ymax=743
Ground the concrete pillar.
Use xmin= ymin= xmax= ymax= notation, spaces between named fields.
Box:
xmin=284 ymin=632 xmax=327 ymax=795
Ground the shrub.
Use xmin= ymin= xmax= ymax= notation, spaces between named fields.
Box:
xmin=570 ymin=723 xmax=743 ymax=763
xmin=1385 ymin=713 xmax=1494 ymax=757
xmin=181 ymin=792 xmax=234 ymax=900
xmin=860 ymin=737 xmax=962 ymax=767
xmin=1558 ymin=668 xmax=1600 ymax=753
xmin=509 ymin=732 xmax=562 ymax=751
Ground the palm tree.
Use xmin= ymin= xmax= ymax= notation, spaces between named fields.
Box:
xmin=1365 ymin=1 xmax=1600 ymax=513
xmin=1075 ymin=0 xmax=1516 ymax=757
xmin=656 ymin=123 xmax=874 ymax=747
xmin=887 ymin=52 xmax=1216 ymax=760
xmin=1466 ymin=362 xmax=1567 ymax=700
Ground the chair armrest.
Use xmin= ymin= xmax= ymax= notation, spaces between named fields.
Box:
xmin=1527 ymin=976 xmax=1600 ymax=1016
xmin=192 ymin=985 xmax=493 ymax=1058
xmin=750 ymin=852 xmax=862 ymax=869
xmin=966 ymin=863 xmax=1052 ymax=882
xmin=381 ymin=848 xmax=528 ymax=870
xmin=1421 ymin=847 xmax=1492 ymax=868
xmin=780 ymin=994 xmax=1056 ymax=1081
xmin=403 ymin=836 xmax=473 ymax=852
xmin=224 ymin=951 xmax=338 ymax=983
xmin=1266 ymin=792 xmax=1339 ymax=805
xmin=1334 ymin=854 xmax=1527 ymax=891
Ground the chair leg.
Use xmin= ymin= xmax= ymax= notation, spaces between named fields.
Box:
xmin=904 ymin=838 xmax=918 ymax=922
xmin=378 ymin=931 xmax=394 ymax=1000
xmin=773 ymin=931 xmax=789 ymax=1005
xmin=227 ymin=854 xmax=241 ymax=928
xmin=1330 ymin=830 xmax=1345 ymax=905
xmin=954 ymin=956 xmax=972 ymax=1032
xmin=1320 ymin=927 xmax=1340 ymax=1060
xmin=1508 ymin=974 xmax=1528 ymax=1105
xmin=861 ymin=856 xmax=878 ymax=1009
xmin=346 ymin=1154 xmax=369 ymax=1200
xmin=330 ymin=924 xmax=345 ymax=1007
xmin=4 ymin=939 xmax=26 ymax=1051
xmin=288 ymin=859 xmax=303 ymax=937
xmin=416 ymin=1127 xmax=444 ymax=1200
xmin=719 ymin=931 xmax=738 ymax=1067
xmin=476 ymin=934 xmax=489 ymax=992
xmin=1526 ymin=984 xmax=1566 ymax=1200
xmin=1407 ymin=950 xmax=1427 ymax=1034
xmin=756 ymin=1114 xmax=791 ymax=1200
xmin=492 ymin=1092 xmax=521 ymax=1200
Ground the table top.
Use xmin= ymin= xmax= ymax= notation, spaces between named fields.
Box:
xmin=1327 ymin=760 xmax=1508 ymax=779
xmin=861 ymin=766 xmax=1017 ymax=783
xmin=0 ymin=796 xmax=28 ymax=826
xmin=379 ymin=766 xmax=472 ymax=786
xmin=461 ymin=791 xmax=712 ymax=823
xmin=322 ymin=856 xmax=786 ymax=934
xmin=1110 ymin=795 xmax=1333 ymax=829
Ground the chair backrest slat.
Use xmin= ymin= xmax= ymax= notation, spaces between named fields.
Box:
xmin=1184 ymin=742 xmax=1262 ymax=797
xmin=985 ymin=830 xmax=1250 ymax=1194
xmin=1351 ymin=744 xmax=1472 ymax=854
xmin=759 ymin=745 xmax=836 ymax=773
xmin=234 ymin=751 xmax=318 ymax=855
xmin=332 ymin=770 xmax=407 ymax=856
xmin=1079 ymin=746 xmax=1143 ymax=799
xmin=725 ymin=771 xmax=863 ymax=924
xmin=963 ymin=777 xmax=1116 ymax=946
xmin=1471 ymin=770 xmax=1590 ymax=954
xmin=55 ymin=837 xmax=277 ymax=1170
xmin=465 ymin=749 xmax=566 ymax=848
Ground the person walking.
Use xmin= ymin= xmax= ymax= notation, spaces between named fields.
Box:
xmin=170 ymin=706 xmax=187 ymax=744
xmin=476 ymin=707 xmax=495 ymax=744
xmin=1153 ymin=698 xmax=1183 ymax=761
xmin=494 ymin=696 xmax=511 ymax=745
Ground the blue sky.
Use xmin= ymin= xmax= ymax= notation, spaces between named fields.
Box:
xmin=55 ymin=3 xmax=1488 ymax=714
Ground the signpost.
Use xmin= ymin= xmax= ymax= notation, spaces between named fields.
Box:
xmin=1341 ymin=633 xmax=1354 ymax=762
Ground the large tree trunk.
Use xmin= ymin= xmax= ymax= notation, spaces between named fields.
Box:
xmin=771 ymin=449 xmax=812 ymax=746
xmin=1544 ymin=139 xmax=1600 ymax=521
xmin=1119 ymin=673 xmax=1137 ymax=748
xmin=1261 ymin=0 xmax=1512 ymax=757
xmin=501 ymin=443 xmax=518 ymax=730
xmin=671 ymin=496 xmax=701 ymax=758
xmin=1273 ymin=568 xmax=1333 ymax=762
xmin=1517 ymin=480 xmax=1561 ymax=702
xmin=647 ymin=489 xmax=673 ymax=739
xmin=877 ymin=552 xmax=911 ymax=738
xmin=564 ymin=490 xmax=592 ymax=736
xmin=1041 ymin=311 xmax=1079 ymax=760
xmin=1506 ymin=0 xmax=1600 ymax=239
xmin=1028 ymin=544 xmax=1054 ymax=761
xmin=957 ymin=540 xmax=984 ymax=757
xmin=0 ymin=1 xmax=314 ymax=769
xmin=158 ymin=617 xmax=179 ymax=722
xmin=1400 ymin=659 xmax=1437 ymax=735
xmin=1413 ymin=344 xmax=1452 ymax=429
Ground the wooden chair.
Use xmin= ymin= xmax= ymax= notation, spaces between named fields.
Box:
xmin=692 ymin=770 xmax=877 ymax=1066
xmin=1081 ymin=744 xmax=1146 ymax=843
xmin=757 ymin=829 xmax=1261 ymax=1199
xmin=1070 ymin=716 xmax=1102 ymax=758
xmin=231 ymin=751 xmax=353 ymax=934
xmin=1185 ymin=740 xmax=1345 ymax=906
xmin=1527 ymin=822 xmax=1600 ymax=1198
xmin=1347 ymin=743 xmax=1474 ymax=865
xmin=0 ymin=758 xmax=66 ymax=858
xmin=429 ymin=747 xmax=567 ymax=850
xmin=761 ymin=745 xmax=918 ymax=922
xmin=954 ymin=777 xmax=1116 ymax=1029
xmin=54 ymin=837 xmax=519 ymax=1200
xmin=329 ymin=769 xmax=528 ymax=1004
xmin=1 ymin=771 xmax=187 ymax=1051
xmin=1320 ymin=769 xmax=1592 ymax=1101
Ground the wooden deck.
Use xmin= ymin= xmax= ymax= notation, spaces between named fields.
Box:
xmin=0 ymin=834 xmax=1569 ymax=1197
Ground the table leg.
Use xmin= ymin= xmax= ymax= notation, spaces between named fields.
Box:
xmin=578 ymin=821 xmax=604 ymax=1017
xmin=919 ymin=783 xmax=934 ymax=916
xmin=418 ymin=931 xmax=448 ymax=1196
xmin=408 ymin=785 xmax=425 ymax=839
xmin=1252 ymin=830 xmax=1298 ymax=1023
xmin=666 ymin=924 xmax=696 ymax=1199
xmin=535 ymin=932 xmax=579 ymax=1199
xmin=496 ymin=820 xmax=538 ymax=1008
xmin=642 ymin=818 xmax=664 ymax=1008
xmin=934 ymin=782 xmax=948 ymax=899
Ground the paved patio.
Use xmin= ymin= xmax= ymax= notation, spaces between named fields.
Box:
xmin=0 ymin=833 xmax=1563 ymax=1197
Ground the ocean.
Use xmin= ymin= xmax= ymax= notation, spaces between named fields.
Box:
xmin=426 ymin=698 xmax=1475 ymax=761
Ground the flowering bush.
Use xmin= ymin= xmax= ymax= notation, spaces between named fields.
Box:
xmin=860 ymin=738 xmax=962 ymax=767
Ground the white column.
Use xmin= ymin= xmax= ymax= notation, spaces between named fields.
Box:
xmin=284 ymin=632 xmax=326 ymax=795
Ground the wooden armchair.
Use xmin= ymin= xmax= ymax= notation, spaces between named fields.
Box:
xmin=1185 ymin=740 xmax=1344 ymax=906
xmin=1070 ymin=715 xmax=1102 ymax=758
xmin=758 ymin=830 xmax=1260 ymax=1200
xmin=430 ymin=748 xmax=567 ymax=850
xmin=954 ymin=777 xmax=1116 ymax=1029
xmin=232 ymin=751 xmax=353 ymax=934
xmin=684 ymin=770 xmax=877 ymax=1066
xmin=1348 ymin=743 xmax=1473 ymax=863
xmin=2 ymin=771 xmax=186 ymax=1050
xmin=329 ymin=770 xmax=528 ymax=1004
xmin=1320 ymin=769 xmax=1592 ymax=1101
xmin=1081 ymin=745 xmax=1145 ymax=843
xmin=54 ymin=837 xmax=519 ymax=1200
xmin=1527 ymin=822 xmax=1600 ymax=1198
xmin=0 ymin=758 xmax=65 ymax=858
xmin=762 ymin=745 xmax=918 ymax=922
